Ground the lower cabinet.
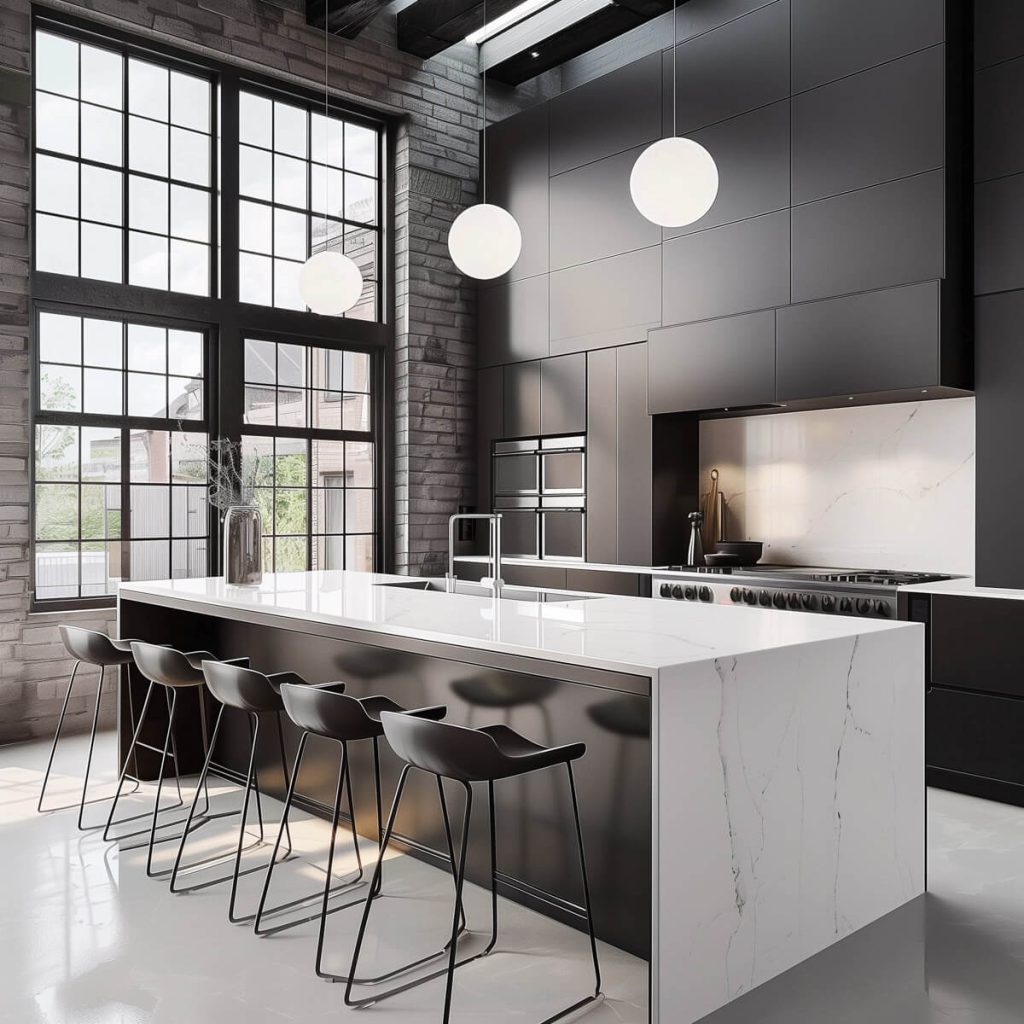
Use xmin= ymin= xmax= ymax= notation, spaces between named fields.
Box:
xmin=566 ymin=568 xmax=650 ymax=597
xmin=501 ymin=563 xmax=568 ymax=590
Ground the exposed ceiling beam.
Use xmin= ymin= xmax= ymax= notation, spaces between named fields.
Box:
xmin=306 ymin=0 xmax=391 ymax=40
xmin=397 ymin=0 xmax=527 ymax=59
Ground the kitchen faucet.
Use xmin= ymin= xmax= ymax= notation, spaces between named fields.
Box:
xmin=447 ymin=513 xmax=503 ymax=596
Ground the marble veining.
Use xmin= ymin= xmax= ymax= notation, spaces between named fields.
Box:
xmin=700 ymin=397 xmax=975 ymax=575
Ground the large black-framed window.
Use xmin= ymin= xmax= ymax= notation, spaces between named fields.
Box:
xmin=30 ymin=13 xmax=394 ymax=610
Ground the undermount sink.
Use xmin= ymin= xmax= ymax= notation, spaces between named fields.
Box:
xmin=375 ymin=578 xmax=597 ymax=603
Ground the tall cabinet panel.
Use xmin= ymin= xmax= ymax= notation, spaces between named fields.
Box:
xmin=616 ymin=344 xmax=653 ymax=566
xmin=586 ymin=348 xmax=618 ymax=564
xmin=477 ymin=366 xmax=504 ymax=516
xmin=540 ymin=353 xmax=587 ymax=435
xmin=503 ymin=360 xmax=542 ymax=438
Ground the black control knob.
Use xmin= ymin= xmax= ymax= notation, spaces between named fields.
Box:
xmin=730 ymin=587 xmax=743 ymax=603
xmin=855 ymin=598 xmax=873 ymax=615
xmin=787 ymin=592 xmax=801 ymax=609
xmin=698 ymin=586 xmax=712 ymax=603
xmin=821 ymin=595 xmax=836 ymax=612
xmin=672 ymin=585 xmax=684 ymax=600
xmin=875 ymin=600 xmax=891 ymax=617
xmin=801 ymin=593 xmax=818 ymax=611
xmin=772 ymin=592 xmax=787 ymax=609
xmin=758 ymin=590 xmax=771 ymax=607
xmin=660 ymin=583 xmax=673 ymax=597
xmin=743 ymin=588 xmax=757 ymax=605
xmin=684 ymin=585 xmax=697 ymax=601
xmin=839 ymin=597 xmax=852 ymax=614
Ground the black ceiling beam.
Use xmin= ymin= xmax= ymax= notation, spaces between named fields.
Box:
xmin=306 ymin=0 xmax=390 ymax=40
xmin=398 ymin=0 xmax=525 ymax=59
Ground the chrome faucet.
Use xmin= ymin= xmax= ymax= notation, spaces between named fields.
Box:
xmin=447 ymin=513 xmax=503 ymax=596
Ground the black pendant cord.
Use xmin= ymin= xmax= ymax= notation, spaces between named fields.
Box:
xmin=481 ymin=0 xmax=487 ymax=204
xmin=322 ymin=0 xmax=331 ymax=246
xmin=671 ymin=0 xmax=677 ymax=138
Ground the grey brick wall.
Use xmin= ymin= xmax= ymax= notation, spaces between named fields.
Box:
xmin=0 ymin=0 xmax=548 ymax=744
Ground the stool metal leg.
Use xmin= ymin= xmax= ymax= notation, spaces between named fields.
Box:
xmin=75 ymin=666 xmax=105 ymax=831
xmin=145 ymin=688 xmax=180 ymax=877
xmin=37 ymin=661 xmax=80 ymax=813
xmin=227 ymin=712 xmax=263 ymax=923
xmin=567 ymin=761 xmax=602 ymax=1002
xmin=103 ymin=680 xmax=157 ymax=842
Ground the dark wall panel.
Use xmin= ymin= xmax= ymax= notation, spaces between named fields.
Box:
xmin=503 ymin=359 xmax=541 ymax=437
xmin=476 ymin=365 xmax=503 ymax=514
xmin=664 ymin=0 xmax=790 ymax=136
xmin=540 ymin=353 xmax=587 ymax=435
xmin=975 ymin=55 xmax=1024 ymax=182
xmin=549 ymin=51 xmax=662 ymax=176
xmin=615 ymin=343 xmax=652 ymax=566
xmin=662 ymin=210 xmax=790 ymax=325
xmin=791 ymin=45 xmax=945 ymax=204
xmin=478 ymin=274 xmax=549 ymax=367
xmin=791 ymin=170 xmax=945 ymax=303
xmin=791 ymin=0 xmax=944 ymax=92
xmin=975 ymin=0 xmax=1024 ymax=69
xmin=777 ymin=282 xmax=940 ymax=401
xmin=586 ymin=347 xmax=618 ymax=564
xmin=549 ymin=147 xmax=660 ymax=271
xmin=549 ymin=246 xmax=662 ymax=351
xmin=975 ymin=173 xmax=1024 ymax=296
xmin=648 ymin=310 xmax=777 ymax=413
xmin=484 ymin=103 xmax=550 ymax=283
xmin=667 ymin=99 xmax=790 ymax=239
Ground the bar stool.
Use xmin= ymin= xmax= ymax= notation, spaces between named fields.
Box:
xmin=253 ymin=679 xmax=457 ymax=984
xmin=102 ymin=642 xmax=247 ymax=876
xmin=345 ymin=715 xmax=602 ymax=1024
xmin=167 ymin=661 xmax=298 ymax=920
xmin=38 ymin=625 xmax=158 ymax=830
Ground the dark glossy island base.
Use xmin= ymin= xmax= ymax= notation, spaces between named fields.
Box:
xmin=117 ymin=596 xmax=652 ymax=958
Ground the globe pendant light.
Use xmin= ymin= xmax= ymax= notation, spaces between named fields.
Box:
xmin=448 ymin=2 xmax=522 ymax=279
xmin=630 ymin=0 xmax=719 ymax=228
xmin=298 ymin=0 xmax=363 ymax=315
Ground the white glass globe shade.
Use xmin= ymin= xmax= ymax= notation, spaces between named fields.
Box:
xmin=448 ymin=203 xmax=522 ymax=280
xmin=298 ymin=250 xmax=364 ymax=316
xmin=630 ymin=137 xmax=719 ymax=228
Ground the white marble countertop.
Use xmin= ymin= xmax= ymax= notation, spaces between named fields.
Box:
xmin=899 ymin=576 xmax=1024 ymax=600
xmin=119 ymin=570 xmax=918 ymax=678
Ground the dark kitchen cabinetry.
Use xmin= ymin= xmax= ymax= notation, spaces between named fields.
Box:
xmin=975 ymin=174 xmax=1024 ymax=295
xmin=503 ymin=360 xmax=541 ymax=438
xmin=483 ymin=103 xmax=549 ymax=284
xmin=648 ymin=310 xmax=776 ymax=414
xmin=974 ymin=54 xmax=1024 ymax=184
xmin=502 ymin=562 xmax=568 ymax=591
xmin=478 ymin=274 xmax=549 ymax=368
xmin=566 ymin=568 xmax=650 ymax=597
xmin=476 ymin=366 xmax=503 ymax=517
xmin=540 ymin=353 xmax=587 ymax=436
xmin=549 ymin=50 xmax=662 ymax=176
xmin=587 ymin=343 xmax=652 ymax=565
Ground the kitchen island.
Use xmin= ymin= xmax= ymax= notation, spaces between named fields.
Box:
xmin=118 ymin=570 xmax=924 ymax=1024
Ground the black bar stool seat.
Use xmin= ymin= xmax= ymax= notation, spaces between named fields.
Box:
xmin=254 ymin=678 xmax=459 ymax=985
xmin=102 ymin=642 xmax=247 ymax=875
xmin=168 ymin=661 xmax=296 ymax=920
xmin=345 ymin=714 xmax=602 ymax=1024
xmin=38 ymin=625 xmax=150 ymax=829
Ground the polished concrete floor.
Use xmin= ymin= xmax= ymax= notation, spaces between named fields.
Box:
xmin=2 ymin=733 xmax=1023 ymax=1023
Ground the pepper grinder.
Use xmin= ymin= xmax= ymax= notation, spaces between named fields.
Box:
xmin=687 ymin=511 xmax=705 ymax=567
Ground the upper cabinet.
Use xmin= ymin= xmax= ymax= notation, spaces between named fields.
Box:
xmin=479 ymin=275 xmax=549 ymax=368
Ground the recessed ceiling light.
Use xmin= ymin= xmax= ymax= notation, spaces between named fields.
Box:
xmin=530 ymin=50 xmax=540 ymax=58
xmin=465 ymin=0 xmax=554 ymax=44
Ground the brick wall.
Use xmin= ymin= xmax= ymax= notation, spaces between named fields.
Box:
xmin=0 ymin=0 xmax=548 ymax=744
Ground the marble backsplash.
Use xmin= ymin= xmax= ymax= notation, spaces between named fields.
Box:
xmin=699 ymin=397 xmax=975 ymax=575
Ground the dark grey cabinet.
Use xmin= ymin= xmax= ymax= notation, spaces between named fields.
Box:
xmin=503 ymin=360 xmax=541 ymax=438
xmin=667 ymin=99 xmax=790 ymax=240
xmin=791 ymin=46 xmax=945 ymax=205
xmin=648 ymin=310 xmax=777 ymax=414
xmin=791 ymin=0 xmax=944 ymax=92
xmin=549 ymin=51 xmax=662 ymax=176
xmin=478 ymin=275 xmax=549 ymax=367
xmin=791 ymin=170 xmax=945 ymax=304
xmin=975 ymin=173 xmax=1024 ymax=295
xmin=477 ymin=365 xmax=503 ymax=515
xmin=776 ymin=281 xmax=940 ymax=400
xmin=586 ymin=347 xmax=618 ymax=565
xmin=975 ymin=55 xmax=1024 ymax=183
xmin=662 ymin=210 xmax=790 ymax=326
xmin=502 ymin=562 xmax=568 ymax=590
xmin=549 ymin=246 xmax=662 ymax=354
xmin=549 ymin=147 xmax=660 ymax=271
xmin=540 ymin=353 xmax=587 ymax=435
xmin=664 ymin=0 xmax=790 ymax=135
xmin=484 ymin=103 xmax=549 ymax=283
xmin=565 ymin=568 xmax=649 ymax=597
xmin=975 ymin=0 xmax=1024 ymax=69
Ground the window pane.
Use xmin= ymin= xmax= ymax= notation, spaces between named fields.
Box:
xmin=170 ymin=72 xmax=210 ymax=133
xmin=35 ymin=543 xmax=79 ymax=600
xmin=81 ymin=165 xmax=123 ymax=226
xmin=277 ymin=387 xmax=306 ymax=428
xmin=171 ymin=433 xmax=207 ymax=481
xmin=171 ymin=186 xmax=210 ymax=242
xmin=129 ymin=231 xmax=169 ymax=289
xmin=274 ymin=101 xmax=307 ymax=158
xmin=240 ymin=92 xmax=272 ymax=149
xmin=81 ymin=427 xmax=121 ymax=481
xmin=315 ymin=534 xmax=345 ymax=570
xmin=130 ymin=430 xmax=170 ymax=482
xmin=81 ymin=44 xmax=123 ymax=109
xmin=239 ymin=252 xmax=272 ymax=304
xmin=128 ymin=59 xmax=168 ymax=120
xmin=170 ymin=127 xmax=210 ymax=186
xmin=169 ymin=374 xmax=203 ymax=419
xmin=345 ymin=534 xmax=374 ymax=571
xmin=128 ymin=324 xmax=166 ymax=372
xmin=84 ymin=367 xmax=123 ymax=415
xmin=240 ymin=146 xmax=272 ymax=200
xmin=276 ymin=438 xmax=307 ymax=485
xmin=36 ymin=155 xmax=78 ymax=217
xmin=129 ymin=175 xmax=169 ymax=234
xmin=240 ymin=200 xmax=272 ymax=254
xmin=81 ymin=484 xmax=121 ymax=539
xmin=128 ymin=373 xmax=167 ymax=417
xmin=36 ymin=32 xmax=80 ymax=98
xmin=274 ymin=259 xmax=303 ymax=311
xmin=172 ymin=538 xmax=207 ymax=577
xmin=244 ymin=385 xmax=274 ymax=425
xmin=346 ymin=441 xmax=373 ymax=486
xmin=345 ymin=173 xmax=376 ymax=225
xmin=345 ymin=122 xmax=377 ymax=176
xmin=35 ymin=483 xmax=79 ymax=540
xmin=131 ymin=484 xmax=169 ymax=538
xmin=311 ymin=390 xmax=341 ymax=429
xmin=39 ymin=363 xmax=81 ymax=413
xmin=36 ymin=214 xmax=78 ymax=275
xmin=274 ymin=207 xmax=306 ymax=261
xmin=310 ymin=165 xmax=344 ymax=219
xmin=343 ymin=392 xmax=370 ymax=432
xmin=39 ymin=312 xmax=81 ymax=364
xmin=345 ymin=351 xmax=371 ymax=392
xmin=277 ymin=343 xmax=305 ymax=387
xmin=244 ymin=338 xmax=275 ymax=384
xmin=80 ymin=103 xmax=123 ymax=166
xmin=81 ymin=542 xmax=119 ymax=596
xmin=35 ymin=424 xmax=78 ymax=480
xmin=128 ymin=116 xmax=168 ymax=176
xmin=168 ymin=330 xmax=203 ymax=376
xmin=131 ymin=539 xmax=169 ymax=580
xmin=346 ymin=489 xmax=374 ymax=533
xmin=170 ymin=239 xmax=209 ymax=296
xmin=36 ymin=92 xmax=78 ymax=156
xmin=273 ymin=154 xmax=306 ymax=208
xmin=84 ymin=318 xmax=122 ymax=368
xmin=172 ymin=486 xmax=208 ymax=536
xmin=81 ymin=222 xmax=123 ymax=283
xmin=311 ymin=112 xmax=344 ymax=168
xmin=344 ymin=225 xmax=377 ymax=281
xmin=275 ymin=536 xmax=307 ymax=571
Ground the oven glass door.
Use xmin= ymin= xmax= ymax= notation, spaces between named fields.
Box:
xmin=493 ymin=453 xmax=539 ymax=496
xmin=541 ymin=510 xmax=585 ymax=560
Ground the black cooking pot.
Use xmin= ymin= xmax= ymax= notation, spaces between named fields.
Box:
xmin=713 ymin=541 xmax=764 ymax=564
